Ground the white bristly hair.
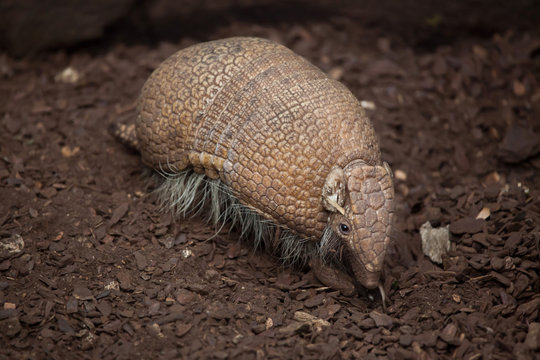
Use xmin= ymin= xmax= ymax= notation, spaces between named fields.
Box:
xmin=151 ymin=168 xmax=335 ymax=267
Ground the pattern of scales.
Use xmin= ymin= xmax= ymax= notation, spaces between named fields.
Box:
xmin=136 ymin=37 xmax=382 ymax=242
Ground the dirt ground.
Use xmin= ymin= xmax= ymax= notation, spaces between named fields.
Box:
xmin=1 ymin=2 xmax=540 ymax=359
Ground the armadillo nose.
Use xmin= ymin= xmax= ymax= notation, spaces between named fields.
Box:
xmin=350 ymin=257 xmax=382 ymax=290
xmin=358 ymin=270 xmax=381 ymax=290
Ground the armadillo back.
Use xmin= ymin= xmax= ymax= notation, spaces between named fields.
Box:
xmin=136 ymin=37 xmax=381 ymax=240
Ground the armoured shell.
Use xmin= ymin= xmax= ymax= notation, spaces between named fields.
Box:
xmin=121 ymin=37 xmax=395 ymax=290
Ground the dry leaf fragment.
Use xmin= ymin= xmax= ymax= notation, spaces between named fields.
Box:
xmin=394 ymin=169 xmax=407 ymax=181
xmin=476 ymin=207 xmax=491 ymax=220
xmin=61 ymin=146 xmax=80 ymax=157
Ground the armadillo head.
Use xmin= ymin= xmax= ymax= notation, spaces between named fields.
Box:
xmin=322 ymin=160 xmax=394 ymax=290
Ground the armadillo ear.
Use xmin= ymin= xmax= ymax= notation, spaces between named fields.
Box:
xmin=322 ymin=167 xmax=346 ymax=215
xmin=383 ymin=161 xmax=393 ymax=180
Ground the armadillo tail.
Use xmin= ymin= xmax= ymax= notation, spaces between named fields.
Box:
xmin=154 ymin=168 xmax=321 ymax=267
xmin=109 ymin=122 xmax=140 ymax=151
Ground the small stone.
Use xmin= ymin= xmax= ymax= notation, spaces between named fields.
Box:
xmin=40 ymin=187 xmax=58 ymax=199
xmin=147 ymin=322 xmax=164 ymax=338
xmin=293 ymin=311 xmax=330 ymax=332
xmin=55 ymin=66 xmax=81 ymax=84
xmin=369 ymin=311 xmax=393 ymax=328
xmin=116 ymin=271 xmax=133 ymax=291
xmin=104 ymin=280 xmax=120 ymax=291
xmin=73 ymin=286 xmax=93 ymax=301
xmin=79 ymin=330 xmax=97 ymax=350
xmin=134 ymin=251 xmax=148 ymax=270
xmin=204 ymin=268 xmax=219 ymax=281
xmin=439 ymin=323 xmax=459 ymax=345
xmin=176 ymin=289 xmax=197 ymax=305
xmin=176 ymin=323 xmax=192 ymax=337
xmin=158 ymin=236 xmax=174 ymax=249
xmin=0 ymin=234 xmax=24 ymax=259
xmin=181 ymin=249 xmax=193 ymax=258
xmin=420 ymin=221 xmax=450 ymax=264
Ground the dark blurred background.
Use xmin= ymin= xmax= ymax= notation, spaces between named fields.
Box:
xmin=1 ymin=0 xmax=539 ymax=56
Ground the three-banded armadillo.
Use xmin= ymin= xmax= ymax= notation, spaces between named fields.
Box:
xmin=115 ymin=37 xmax=394 ymax=292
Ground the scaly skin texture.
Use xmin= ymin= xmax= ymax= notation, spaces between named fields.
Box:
xmin=133 ymin=37 xmax=394 ymax=289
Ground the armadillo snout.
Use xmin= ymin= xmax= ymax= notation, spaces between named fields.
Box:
xmin=345 ymin=162 xmax=394 ymax=289
xmin=350 ymin=259 xmax=382 ymax=289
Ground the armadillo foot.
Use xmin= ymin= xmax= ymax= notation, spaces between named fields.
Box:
xmin=309 ymin=258 xmax=356 ymax=296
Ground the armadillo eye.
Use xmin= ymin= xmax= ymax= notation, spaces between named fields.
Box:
xmin=339 ymin=223 xmax=350 ymax=234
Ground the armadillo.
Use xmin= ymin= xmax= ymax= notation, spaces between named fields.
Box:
xmin=115 ymin=37 xmax=394 ymax=292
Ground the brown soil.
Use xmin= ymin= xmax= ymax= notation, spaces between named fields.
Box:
xmin=1 ymin=2 xmax=539 ymax=359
